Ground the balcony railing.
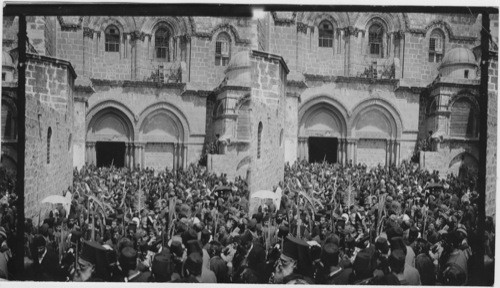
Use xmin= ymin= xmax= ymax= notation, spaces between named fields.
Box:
xmin=352 ymin=59 xmax=396 ymax=79
xmin=140 ymin=61 xmax=185 ymax=84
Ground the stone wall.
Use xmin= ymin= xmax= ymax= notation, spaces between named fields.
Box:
xmin=248 ymin=51 xmax=288 ymax=194
xmin=27 ymin=16 xmax=46 ymax=55
xmin=264 ymin=12 xmax=480 ymax=87
xmin=486 ymin=13 xmax=498 ymax=217
xmin=420 ymin=140 xmax=479 ymax=177
xmin=72 ymin=96 xmax=88 ymax=169
xmin=44 ymin=17 xmax=57 ymax=57
xmin=24 ymin=55 xmax=76 ymax=220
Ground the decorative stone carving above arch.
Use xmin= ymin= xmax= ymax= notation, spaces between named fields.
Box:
xmin=447 ymin=89 xmax=479 ymax=112
xmin=87 ymin=108 xmax=135 ymax=142
xmin=353 ymin=13 xmax=406 ymax=33
xmin=140 ymin=16 xmax=193 ymax=37
xmin=297 ymin=12 xmax=349 ymax=29
xmin=298 ymin=95 xmax=349 ymax=138
xmin=88 ymin=16 xmax=135 ymax=34
xmin=86 ymin=100 xmax=138 ymax=141
xmin=195 ymin=23 xmax=251 ymax=45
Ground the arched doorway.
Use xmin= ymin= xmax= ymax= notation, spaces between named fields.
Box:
xmin=449 ymin=152 xmax=478 ymax=176
xmin=87 ymin=107 xmax=135 ymax=168
xmin=298 ymin=97 xmax=348 ymax=164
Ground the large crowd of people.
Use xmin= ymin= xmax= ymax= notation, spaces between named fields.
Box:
xmin=0 ymin=160 xmax=495 ymax=284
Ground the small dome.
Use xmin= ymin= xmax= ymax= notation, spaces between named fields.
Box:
xmin=440 ymin=47 xmax=477 ymax=68
xmin=226 ymin=50 xmax=250 ymax=71
xmin=2 ymin=51 xmax=14 ymax=68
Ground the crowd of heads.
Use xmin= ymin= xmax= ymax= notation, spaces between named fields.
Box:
xmin=0 ymin=160 xmax=495 ymax=284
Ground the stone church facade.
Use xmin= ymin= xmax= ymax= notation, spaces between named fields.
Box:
xmin=1 ymin=12 xmax=498 ymax=218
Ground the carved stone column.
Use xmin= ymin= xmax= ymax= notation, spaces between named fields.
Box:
xmin=124 ymin=143 xmax=129 ymax=168
xmin=337 ymin=138 xmax=342 ymax=165
xmin=389 ymin=33 xmax=395 ymax=58
xmin=133 ymin=143 xmax=144 ymax=169
xmin=396 ymin=141 xmax=401 ymax=165
xmin=171 ymin=143 xmax=176 ymax=170
xmin=86 ymin=141 xmax=96 ymax=165
xmin=388 ymin=139 xmax=393 ymax=165
xmin=353 ymin=140 xmax=358 ymax=165
xmin=385 ymin=139 xmax=390 ymax=166
xmin=183 ymin=144 xmax=188 ymax=169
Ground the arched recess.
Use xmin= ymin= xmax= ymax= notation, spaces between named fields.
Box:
xmin=297 ymin=96 xmax=349 ymax=164
xmin=350 ymin=98 xmax=403 ymax=167
xmin=2 ymin=97 xmax=17 ymax=141
xmin=137 ymin=102 xmax=190 ymax=143
xmin=297 ymin=12 xmax=349 ymax=28
xmin=298 ymin=96 xmax=349 ymax=137
xmin=86 ymin=100 xmax=137 ymax=140
xmin=236 ymin=99 xmax=251 ymax=141
xmin=448 ymin=92 xmax=479 ymax=138
xmin=349 ymin=97 xmax=403 ymax=138
xmin=86 ymin=101 xmax=136 ymax=168
xmin=87 ymin=108 xmax=135 ymax=142
xmin=448 ymin=152 xmax=478 ymax=176
xmin=1 ymin=146 xmax=17 ymax=173
xmin=140 ymin=16 xmax=192 ymax=36
xmin=137 ymin=102 xmax=190 ymax=171
xmin=88 ymin=16 xmax=134 ymax=34
xmin=353 ymin=12 xmax=405 ymax=33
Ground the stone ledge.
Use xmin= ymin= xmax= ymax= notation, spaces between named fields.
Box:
xmin=90 ymin=78 xmax=186 ymax=89
xmin=26 ymin=53 xmax=77 ymax=79
xmin=251 ymin=50 xmax=290 ymax=74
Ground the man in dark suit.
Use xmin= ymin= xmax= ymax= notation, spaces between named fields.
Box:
xmin=31 ymin=234 xmax=63 ymax=281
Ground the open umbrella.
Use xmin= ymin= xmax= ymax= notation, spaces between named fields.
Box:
xmin=251 ymin=190 xmax=278 ymax=200
xmin=41 ymin=195 xmax=72 ymax=205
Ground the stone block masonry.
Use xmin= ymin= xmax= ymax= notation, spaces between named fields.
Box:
xmin=486 ymin=48 xmax=498 ymax=218
xmin=249 ymin=51 xmax=289 ymax=194
xmin=24 ymin=55 xmax=76 ymax=221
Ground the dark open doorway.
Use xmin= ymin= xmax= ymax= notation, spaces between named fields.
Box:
xmin=308 ymin=137 xmax=338 ymax=163
xmin=96 ymin=141 xmax=125 ymax=168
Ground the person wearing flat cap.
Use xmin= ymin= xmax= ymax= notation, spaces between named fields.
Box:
xmin=272 ymin=235 xmax=314 ymax=284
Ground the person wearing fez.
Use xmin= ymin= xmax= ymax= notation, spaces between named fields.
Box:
xmin=175 ymin=252 xmax=204 ymax=282
xmin=322 ymin=242 xmax=353 ymax=284
xmin=118 ymin=246 xmax=151 ymax=282
xmin=272 ymin=235 xmax=314 ymax=284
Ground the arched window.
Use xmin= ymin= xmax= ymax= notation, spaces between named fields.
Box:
xmin=429 ymin=29 xmax=444 ymax=63
xmin=215 ymin=32 xmax=231 ymax=66
xmin=257 ymin=122 xmax=263 ymax=159
xmin=1 ymin=100 xmax=16 ymax=140
xmin=450 ymin=98 xmax=477 ymax=138
xmin=427 ymin=99 xmax=437 ymax=116
xmin=47 ymin=127 xmax=52 ymax=164
xmin=237 ymin=101 xmax=251 ymax=141
xmin=155 ymin=28 xmax=170 ymax=60
xmin=368 ymin=23 xmax=384 ymax=57
xmin=318 ymin=20 xmax=334 ymax=48
xmin=105 ymin=25 xmax=120 ymax=52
